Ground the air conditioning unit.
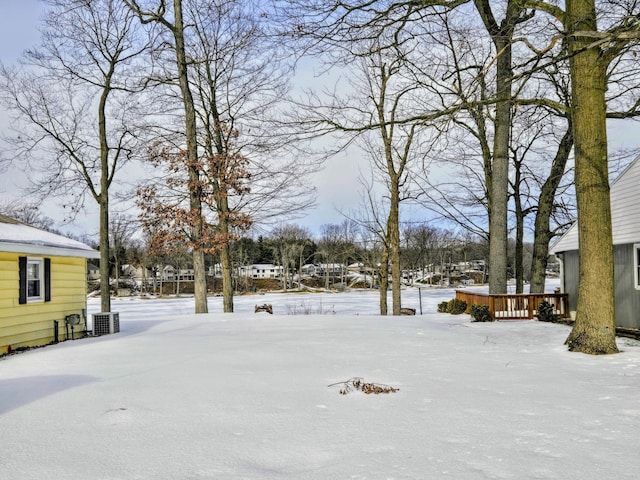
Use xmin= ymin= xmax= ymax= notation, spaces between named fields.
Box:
xmin=92 ymin=312 xmax=120 ymax=336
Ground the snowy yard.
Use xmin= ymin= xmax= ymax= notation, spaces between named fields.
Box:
xmin=2 ymin=284 xmax=640 ymax=479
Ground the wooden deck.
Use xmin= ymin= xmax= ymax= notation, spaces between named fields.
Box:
xmin=455 ymin=290 xmax=570 ymax=320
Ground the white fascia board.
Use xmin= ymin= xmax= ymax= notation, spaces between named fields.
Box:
xmin=0 ymin=241 xmax=101 ymax=259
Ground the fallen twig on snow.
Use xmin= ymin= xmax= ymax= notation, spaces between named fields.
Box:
xmin=328 ymin=377 xmax=399 ymax=395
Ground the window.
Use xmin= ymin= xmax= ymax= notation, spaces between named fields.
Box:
xmin=19 ymin=257 xmax=51 ymax=304
xmin=27 ymin=258 xmax=43 ymax=300
xmin=635 ymin=244 xmax=640 ymax=290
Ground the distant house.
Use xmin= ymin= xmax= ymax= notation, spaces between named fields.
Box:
xmin=121 ymin=264 xmax=138 ymax=278
xmin=0 ymin=214 xmax=100 ymax=354
xmin=300 ymin=264 xmax=318 ymax=276
xmin=87 ymin=262 xmax=100 ymax=281
xmin=160 ymin=265 xmax=194 ymax=282
xmin=237 ymin=264 xmax=283 ymax=279
xmin=550 ymin=156 xmax=640 ymax=330
xmin=121 ymin=264 xmax=153 ymax=281
xmin=315 ymin=264 xmax=346 ymax=276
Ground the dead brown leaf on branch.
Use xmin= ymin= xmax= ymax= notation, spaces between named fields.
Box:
xmin=328 ymin=377 xmax=399 ymax=395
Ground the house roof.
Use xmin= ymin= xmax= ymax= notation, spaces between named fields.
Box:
xmin=0 ymin=214 xmax=100 ymax=259
xmin=550 ymin=156 xmax=640 ymax=254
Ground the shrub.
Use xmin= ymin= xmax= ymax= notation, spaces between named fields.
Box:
xmin=447 ymin=298 xmax=467 ymax=315
xmin=437 ymin=298 xmax=467 ymax=315
xmin=470 ymin=304 xmax=492 ymax=322
xmin=537 ymin=300 xmax=557 ymax=322
xmin=437 ymin=301 xmax=449 ymax=313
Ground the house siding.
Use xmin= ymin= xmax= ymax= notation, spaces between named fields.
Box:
xmin=560 ymin=251 xmax=579 ymax=313
xmin=552 ymin=157 xmax=640 ymax=253
xmin=609 ymin=161 xmax=640 ymax=245
xmin=613 ymin=244 xmax=640 ymax=330
xmin=559 ymin=245 xmax=640 ymax=330
xmin=0 ymin=252 xmax=88 ymax=354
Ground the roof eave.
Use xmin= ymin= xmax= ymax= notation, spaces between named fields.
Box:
xmin=0 ymin=241 xmax=100 ymax=259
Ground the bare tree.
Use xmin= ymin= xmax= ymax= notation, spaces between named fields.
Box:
xmin=269 ymin=224 xmax=312 ymax=289
xmin=0 ymin=0 xmax=150 ymax=313
xmin=189 ymin=0 xmax=316 ymax=309
xmin=294 ymin=34 xmax=434 ymax=312
xmin=359 ymin=46 xmax=432 ymax=313
xmin=109 ymin=213 xmax=139 ymax=295
xmin=0 ymin=200 xmax=56 ymax=232
xmin=346 ymin=175 xmax=392 ymax=314
xmin=129 ymin=0 xmax=317 ymax=312
xmin=277 ymin=0 xmax=534 ymax=296
xmin=405 ymin=7 xmax=577 ymax=296
xmin=472 ymin=0 xmax=535 ymax=294
xmin=563 ymin=0 xmax=637 ymax=353
xmin=125 ymin=0 xmax=209 ymax=313
xmin=527 ymin=0 xmax=640 ymax=353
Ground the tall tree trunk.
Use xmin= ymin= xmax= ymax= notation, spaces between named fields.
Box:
xmin=474 ymin=0 xmax=518 ymax=294
xmin=217 ymin=198 xmax=234 ymax=312
xmin=529 ymin=127 xmax=573 ymax=293
xmin=564 ymin=0 xmax=618 ymax=353
xmin=488 ymin=37 xmax=512 ymax=295
xmin=115 ymin=256 xmax=120 ymax=296
xmin=99 ymin=196 xmax=110 ymax=312
xmin=378 ymin=245 xmax=389 ymax=315
xmin=220 ymin=242 xmax=234 ymax=312
xmin=513 ymin=158 xmax=524 ymax=294
xmin=173 ymin=0 xmax=207 ymax=313
xmin=389 ymin=184 xmax=402 ymax=315
xmin=98 ymin=69 xmax=112 ymax=313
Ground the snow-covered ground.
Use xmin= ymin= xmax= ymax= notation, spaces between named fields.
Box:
xmin=2 ymin=282 xmax=640 ymax=479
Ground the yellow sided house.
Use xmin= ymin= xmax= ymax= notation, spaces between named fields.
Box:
xmin=0 ymin=214 xmax=100 ymax=354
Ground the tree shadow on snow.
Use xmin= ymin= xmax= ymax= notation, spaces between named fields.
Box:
xmin=0 ymin=374 xmax=98 ymax=415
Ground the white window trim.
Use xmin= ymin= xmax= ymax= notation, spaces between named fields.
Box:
xmin=634 ymin=244 xmax=640 ymax=290
xmin=27 ymin=257 xmax=45 ymax=303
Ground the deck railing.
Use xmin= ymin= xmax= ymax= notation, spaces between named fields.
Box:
xmin=455 ymin=290 xmax=570 ymax=320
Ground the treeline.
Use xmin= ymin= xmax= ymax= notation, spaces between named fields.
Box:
xmin=105 ymin=220 xmax=532 ymax=286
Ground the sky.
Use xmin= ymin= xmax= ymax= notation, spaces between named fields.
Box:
xmin=0 ymin=1 xmax=373 ymax=241
xmin=0 ymin=1 xmax=42 ymax=63
xmin=2 ymin=282 xmax=640 ymax=479
xmin=2 ymin=2 xmax=640 ymax=242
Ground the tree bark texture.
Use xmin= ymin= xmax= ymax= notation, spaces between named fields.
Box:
xmin=488 ymin=41 xmax=511 ymax=295
xmin=565 ymin=0 xmax=618 ymax=353
xmin=98 ymin=59 xmax=114 ymax=313
xmin=217 ymin=195 xmax=234 ymax=312
xmin=513 ymin=157 xmax=524 ymax=294
xmin=529 ymin=127 xmax=573 ymax=293
xmin=388 ymin=185 xmax=402 ymax=315
xmin=474 ymin=0 xmax=518 ymax=295
xmin=220 ymin=241 xmax=234 ymax=313
xmin=173 ymin=0 xmax=208 ymax=313
xmin=378 ymin=245 xmax=389 ymax=316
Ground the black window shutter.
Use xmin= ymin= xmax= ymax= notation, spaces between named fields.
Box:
xmin=44 ymin=258 xmax=51 ymax=302
xmin=19 ymin=256 xmax=27 ymax=304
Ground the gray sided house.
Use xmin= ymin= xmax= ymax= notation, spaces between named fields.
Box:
xmin=550 ymin=156 xmax=640 ymax=330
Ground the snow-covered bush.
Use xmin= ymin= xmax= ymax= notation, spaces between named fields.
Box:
xmin=470 ymin=304 xmax=492 ymax=322
xmin=438 ymin=298 xmax=467 ymax=314
xmin=537 ymin=301 xmax=557 ymax=322
xmin=447 ymin=298 xmax=467 ymax=315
